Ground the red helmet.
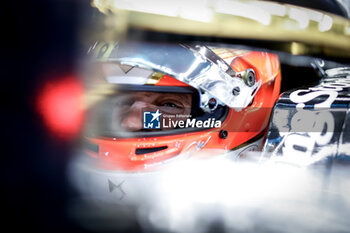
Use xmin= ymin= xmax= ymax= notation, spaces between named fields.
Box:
xmin=83 ymin=42 xmax=281 ymax=171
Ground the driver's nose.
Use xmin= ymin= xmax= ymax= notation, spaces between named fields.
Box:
xmin=121 ymin=100 xmax=148 ymax=131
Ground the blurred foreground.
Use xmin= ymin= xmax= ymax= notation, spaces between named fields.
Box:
xmin=69 ymin=150 xmax=350 ymax=233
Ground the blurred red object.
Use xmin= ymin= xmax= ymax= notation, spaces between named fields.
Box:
xmin=37 ymin=76 xmax=84 ymax=139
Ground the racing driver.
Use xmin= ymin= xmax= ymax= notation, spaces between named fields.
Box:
xmin=82 ymin=41 xmax=281 ymax=171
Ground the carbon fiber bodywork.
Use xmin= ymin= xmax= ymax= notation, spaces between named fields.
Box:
xmin=263 ymin=67 xmax=350 ymax=164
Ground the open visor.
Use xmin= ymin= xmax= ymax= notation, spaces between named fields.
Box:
xmin=89 ymin=42 xmax=260 ymax=112
xmin=85 ymin=63 xmax=228 ymax=138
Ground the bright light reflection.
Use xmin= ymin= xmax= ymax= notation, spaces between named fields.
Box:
xmin=93 ymin=0 xmax=214 ymax=22
xmin=158 ymin=158 xmax=304 ymax=207
xmin=180 ymin=7 xmax=213 ymax=23
xmin=319 ymin=15 xmax=333 ymax=32
xmin=303 ymin=8 xmax=323 ymax=22
xmin=215 ymin=0 xmax=271 ymax=25
xmin=112 ymin=0 xmax=178 ymax=17
xmin=254 ymin=1 xmax=287 ymax=17
xmin=289 ymin=8 xmax=309 ymax=29
xmin=142 ymin=157 xmax=316 ymax=232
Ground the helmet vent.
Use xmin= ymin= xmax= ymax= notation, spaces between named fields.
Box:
xmin=135 ymin=146 xmax=168 ymax=155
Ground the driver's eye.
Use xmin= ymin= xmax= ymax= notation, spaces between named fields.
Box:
xmin=157 ymin=100 xmax=186 ymax=114
xmin=161 ymin=102 xmax=181 ymax=108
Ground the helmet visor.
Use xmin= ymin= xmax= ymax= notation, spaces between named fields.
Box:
xmin=84 ymin=59 xmax=228 ymax=138
xmin=86 ymin=86 xmax=227 ymax=138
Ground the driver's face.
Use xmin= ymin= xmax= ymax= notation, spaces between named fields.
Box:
xmin=112 ymin=91 xmax=192 ymax=131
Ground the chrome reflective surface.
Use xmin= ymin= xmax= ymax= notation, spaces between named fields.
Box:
xmin=90 ymin=41 xmax=260 ymax=112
